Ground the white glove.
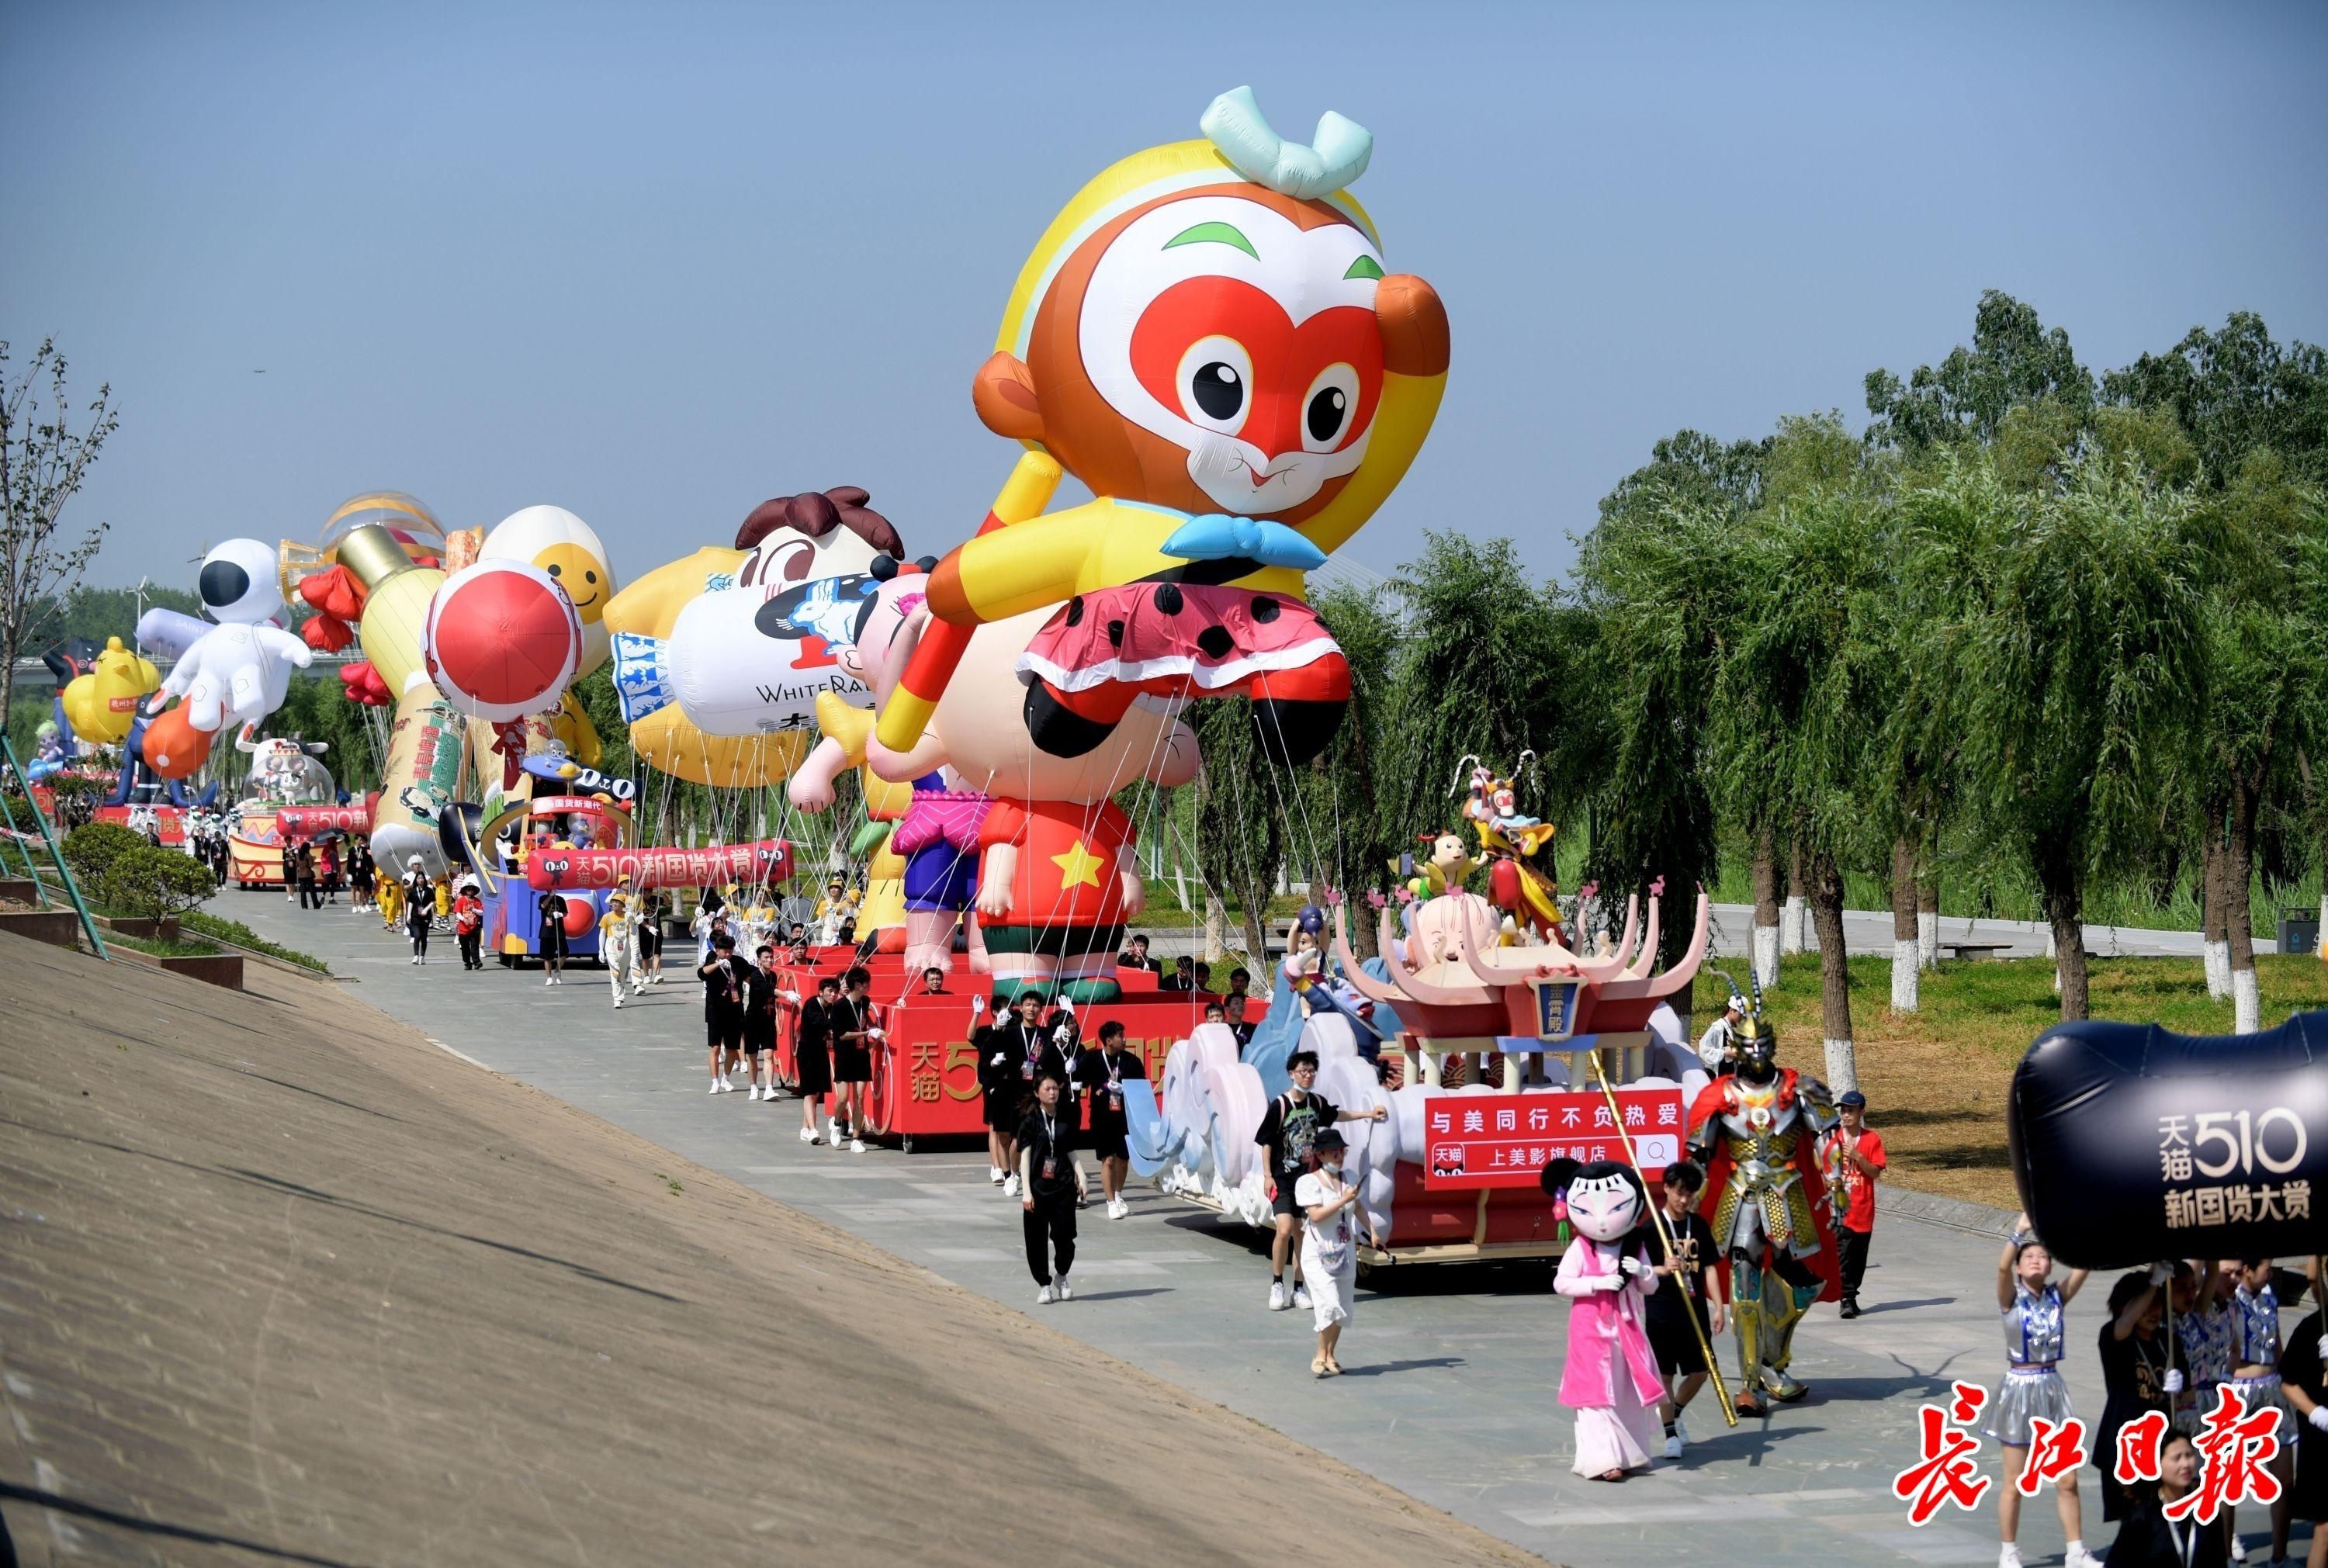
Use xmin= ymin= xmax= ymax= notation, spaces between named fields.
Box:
xmin=2311 ymin=1405 xmax=2328 ymax=1435
xmin=970 ymin=996 xmax=985 ymax=1017
xmin=1619 ymin=1256 xmax=1646 ymax=1279
xmin=1055 ymin=995 xmax=1075 ymax=1016
xmin=1052 ymin=1022 xmax=1074 ymax=1046
xmin=990 ymin=1052 xmax=1006 ymax=1067
xmin=2163 ymin=1369 xmax=2185 ymax=1394
xmin=866 ymin=1027 xmax=885 ymax=1041
xmin=781 ymin=989 xmax=801 ymax=1005
xmin=2149 ymin=1261 xmax=2172 ymax=1286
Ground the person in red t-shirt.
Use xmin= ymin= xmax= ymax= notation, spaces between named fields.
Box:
xmin=452 ymin=879 xmax=485 ymax=971
xmin=975 ymin=796 xmax=1141 ymax=1004
xmin=1817 ymin=1090 xmax=1887 ymax=1319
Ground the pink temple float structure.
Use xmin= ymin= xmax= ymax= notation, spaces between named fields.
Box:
xmin=1137 ymin=861 xmax=1713 ymax=1271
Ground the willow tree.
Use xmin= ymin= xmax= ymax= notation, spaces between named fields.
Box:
xmin=2182 ymin=453 xmax=2328 ymax=1030
xmin=1959 ymin=452 xmax=2208 ymax=1022
xmin=2109 ymin=314 xmax=2328 ymax=1020
xmin=1574 ymin=498 xmax=1730 ymax=991
xmin=1189 ymin=694 xmax=1286 ymax=967
xmin=1706 ymin=482 xmax=1892 ymax=1092
xmin=1376 ymin=532 xmax=1570 ymax=863
xmin=1304 ymin=583 xmax=1405 ymax=957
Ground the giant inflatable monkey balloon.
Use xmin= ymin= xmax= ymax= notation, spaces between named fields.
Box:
xmin=878 ymin=85 xmax=1448 ymax=769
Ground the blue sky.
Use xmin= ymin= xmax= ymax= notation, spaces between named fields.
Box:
xmin=5 ymin=1 xmax=2323 ymax=595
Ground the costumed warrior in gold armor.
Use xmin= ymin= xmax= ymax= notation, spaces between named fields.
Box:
xmin=1685 ymin=991 xmax=1842 ymax=1413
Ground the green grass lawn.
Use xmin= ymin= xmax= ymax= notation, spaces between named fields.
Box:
xmin=182 ymin=910 xmax=331 ymax=973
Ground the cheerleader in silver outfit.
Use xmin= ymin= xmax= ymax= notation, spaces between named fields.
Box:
xmin=2227 ymin=1258 xmax=2316 ymax=1568
xmin=1987 ymin=1215 xmax=2099 ymax=1568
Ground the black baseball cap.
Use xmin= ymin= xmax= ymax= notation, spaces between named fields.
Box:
xmin=1838 ymin=1089 xmax=1867 ymax=1108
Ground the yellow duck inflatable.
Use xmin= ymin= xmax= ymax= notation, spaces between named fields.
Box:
xmin=62 ymin=636 xmax=161 ymax=746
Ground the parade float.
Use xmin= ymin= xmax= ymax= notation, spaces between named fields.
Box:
xmin=223 ymin=736 xmax=340 ymax=886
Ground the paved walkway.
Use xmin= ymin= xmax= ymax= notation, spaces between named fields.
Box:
xmin=216 ymin=890 xmax=2255 ymax=1568
xmin=0 ymin=931 xmax=1525 ymax=1568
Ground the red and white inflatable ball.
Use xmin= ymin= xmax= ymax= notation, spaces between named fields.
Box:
xmin=422 ymin=560 xmax=583 ymax=723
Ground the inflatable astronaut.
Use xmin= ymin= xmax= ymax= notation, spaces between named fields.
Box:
xmin=149 ymin=539 xmax=312 ymax=737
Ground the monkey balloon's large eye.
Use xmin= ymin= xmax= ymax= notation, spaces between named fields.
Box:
xmin=1301 ymin=363 xmax=1361 ymax=453
xmin=1175 ymin=335 xmax=1252 ymax=436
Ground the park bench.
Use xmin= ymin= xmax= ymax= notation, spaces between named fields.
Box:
xmin=1942 ymin=940 xmax=2015 ymax=961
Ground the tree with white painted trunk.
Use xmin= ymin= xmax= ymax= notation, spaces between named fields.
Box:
xmin=1705 ymin=461 xmax=1893 ymax=1095
xmin=1750 ymin=831 xmax=1782 ymax=990
xmin=1781 ymin=839 xmax=1807 ymax=955
xmin=2108 ymin=312 xmax=2328 ymax=1032
xmin=1573 ymin=475 xmax=1729 ymax=988
xmin=1889 ymin=837 xmax=1921 ymax=1012
xmin=2181 ymin=452 xmax=2328 ymax=1034
xmin=1957 ymin=452 xmax=2208 ymax=1024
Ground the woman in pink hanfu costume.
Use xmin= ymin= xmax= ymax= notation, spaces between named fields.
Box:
xmin=1547 ymin=1157 xmax=1666 ymax=1481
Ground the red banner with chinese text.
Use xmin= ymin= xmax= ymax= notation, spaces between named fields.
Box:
xmin=1422 ymin=1085 xmax=1687 ymax=1191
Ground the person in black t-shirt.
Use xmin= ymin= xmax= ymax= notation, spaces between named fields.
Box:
xmin=788 ymin=974 xmax=840 ymax=1143
xmin=1079 ymin=1020 xmax=1145 ymax=1220
xmin=983 ymin=992 xmax=1062 ymax=1196
xmin=826 ymin=965 xmax=882 ymax=1152
xmin=1117 ymin=933 xmax=1159 ymax=972
xmin=2281 ymin=1300 xmax=2328 ymax=1554
xmin=741 ymin=943 xmax=780 ymax=1102
xmin=1644 ymin=1158 xmax=1727 ymax=1459
xmin=1225 ymin=993 xmax=1256 ymax=1048
xmin=2095 ymin=1266 xmax=2177 ymax=1527
xmin=1253 ymin=1049 xmax=1385 ymax=1313
xmin=537 ymin=888 xmax=572 ymax=985
xmin=1017 ymin=1068 xmax=1087 ymax=1304
xmin=1158 ymin=955 xmax=1197 ymax=992
xmin=698 ymin=930 xmax=750 ymax=1093
xmin=2105 ymin=1431 xmax=2230 ymax=1568
xmin=1049 ymin=1002 xmax=1086 ymax=1133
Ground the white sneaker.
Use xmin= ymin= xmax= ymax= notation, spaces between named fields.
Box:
xmin=708 ymin=1082 xmax=722 ymax=1096
xmin=544 ymin=975 xmax=555 ymax=987
xmin=1055 ymin=1274 xmax=1073 ymax=1302
xmin=1003 ymin=1174 xmax=1020 ymax=1197
xmin=1663 ymin=1431 xmax=1682 ymax=1460
xmin=1269 ymin=1280 xmax=1289 ymax=1311
xmin=747 ymin=1085 xmax=760 ymax=1101
xmin=989 ymin=1165 xmax=1005 ymax=1185
xmin=1998 ymin=1546 xmax=2023 ymax=1568
xmin=849 ymin=1137 xmax=866 ymax=1153
xmin=1108 ymin=1198 xmax=1128 ymax=1220
xmin=830 ymin=1123 xmax=847 ymax=1147
xmin=411 ymin=956 xmax=420 ymax=964
xmin=612 ymin=997 xmax=624 ymax=1009
xmin=1036 ymin=1283 xmax=1057 ymax=1305
xmin=799 ymin=1124 xmax=819 ymax=1144
xmin=1292 ymin=1284 xmax=1312 ymax=1311
xmin=2065 ymin=1548 xmax=2105 ymax=1568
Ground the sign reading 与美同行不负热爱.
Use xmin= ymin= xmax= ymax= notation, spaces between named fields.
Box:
xmin=1421 ymin=1085 xmax=1685 ymax=1191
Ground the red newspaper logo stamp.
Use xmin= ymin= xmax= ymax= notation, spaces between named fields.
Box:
xmin=1895 ymin=1381 xmax=1994 ymax=1525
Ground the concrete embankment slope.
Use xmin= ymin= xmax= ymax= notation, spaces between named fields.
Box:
xmin=0 ymin=932 xmax=1533 ymax=1568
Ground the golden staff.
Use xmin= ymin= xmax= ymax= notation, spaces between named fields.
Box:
xmin=1585 ymin=1050 xmax=1738 ymax=1428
